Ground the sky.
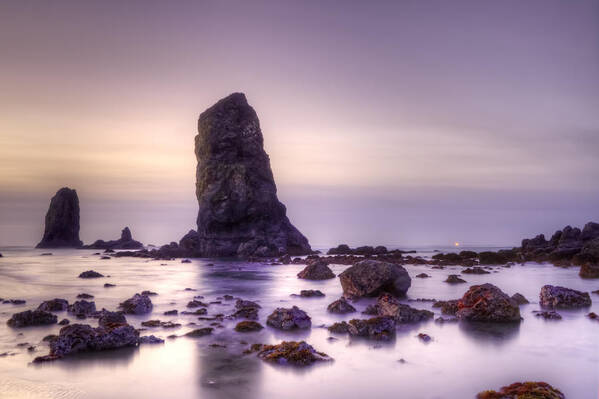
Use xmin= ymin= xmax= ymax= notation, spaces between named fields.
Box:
xmin=0 ymin=0 xmax=598 ymax=248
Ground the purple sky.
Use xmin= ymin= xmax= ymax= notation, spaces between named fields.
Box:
xmin=1 ymin=0 xmax=598 ymax=247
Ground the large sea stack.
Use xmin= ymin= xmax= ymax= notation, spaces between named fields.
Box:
xmin=184 ymin=93 xmax=311 ymax=257
xmin=36 ymin=187 xmax=83 ymax=248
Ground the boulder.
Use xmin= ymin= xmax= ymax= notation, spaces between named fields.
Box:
xmin=97 ymin=310 xmax=127 ymax=327
xmin=187 ymin=93 xmax=312 ymax=257
xmin=36 ymin=187 xmax=83 ymax=248
xmin=347 ymin=316 xmax=396 ymax=341
xmin=444 ymin=274 xmax=466 ymax=284
xmin=119 ymin=294 xmax=153 ymax=314
xmin=68 ymin=300 xmax=96 ymax=318
xmin=257 ymin=341 xmax=332 ymax=366
xmin=456 ymin=283 xmax=521 ymax=322
xmin=297 ymin=260 xmax=335 ymax=280
xmin=327 ymin=321 xmax=350 ymax=334
xmin=34 ymin=322 xmax=139 ymax=361
xmin=462 ymin=267 xmax=490 ymax=274
xmin=432 ymin=300 xmax=459 ymax=316
xmin=338 ymin=260 xmax=411 ymax=299
xmin=139 ymin=335 xmax=164 ymax=344
xmin=234 ymin=321 xmax=264 ymax=332
xmin=185 ymin=328 xmax=213 ymax=337
xmin=539 ymin=285 xmax=591 ymax=308
xmin=476 ymin=381 xmax=564 ymax=399
xmin=327 ymin=298 xmax=356 ymax=314
xmin=266 ymin=306 xmax=311 ymax=330
xmin=78 ymin=270 xmax=104 ymax=278
xmin=371 ymin=293 xmax=433 ymax=323
xmin=37 ymin=298 xmax=68 ymax=312
xmin=7 ymin=310 xmax=57 ymax=327
xmin=511 ymin=293 xmax=529 ymax=305
xmin=82 ymin=227 xmax=144 ymax=250
xmin=297 ymin=290 xmax=325 ymax=297
xmin=327 ymin=244 xmax=351 ymax=255
xmin=579 ymin=263 xmax=599 ymax=278
xmin=415 ymin=273 xmax=430 ymax=278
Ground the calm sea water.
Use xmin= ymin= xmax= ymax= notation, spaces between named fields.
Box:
xmin=0 ymin=247 xmax=597 ymax=399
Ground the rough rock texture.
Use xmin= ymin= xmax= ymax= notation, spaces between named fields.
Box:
xmin=432 ymin=300 xmax=459 ymax=316
xmin=78 ymin=270 xmax=104 ymax=278
xmin=347 ymin=316 xmax=396 ymax=341
xmin=338 ymin=260 xmax=411 ymax=299
xmin=371 ymin=293 xmax=434 ymax=323
xmin=234 ymin=321 xmax=264 ymax=332
xmin=297 ymin=259 xmax=335 ymax=280
xmin=7 ymin=310 xmax=57 ymax=327
xmin=119 ymin=294 xmax=153 ymax=314
xmin=83 ymin=227 xmax=144 ymax=250
xmin=97 ymin=310 xmax=127 ymax=327
xmin=579 ymin=263 xmax=599 ymax=278
xmin=139 ymin=335 xmax=164 ymax=344
xmin=34 ymin=323 xmax=139 ymax=361
xmin=266 ymin=306 xmax=311 ymax=330
xmin=520 ymin=222 xmax=599 ymax=263
xmin=68 ymin=300 xmax=96 ymax=318
xmin=539 ymin=285 xmax=592 ymax=308
xmin=36 ymin=187 xmax=83 ymax=248
xmin=456 ymin=284 xmax=521 ymax=322
xmin=327 ymin=298 xmax=356 ymax=314
xmin=37 ymin=298 xmax=68 ymax=312
xmin=477 ymin=381 xmax=565 ymax=399
xmin=189 ymin=93 xmax=312 ymax=258
xmin=257 ymin=341 xmax=332 ymax=366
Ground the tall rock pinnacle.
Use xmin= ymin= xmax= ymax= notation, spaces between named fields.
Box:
xmin=191 ymin=92 xmax=311 ymax=257
xmin=36 ymin=187 xmax=83 ymax=248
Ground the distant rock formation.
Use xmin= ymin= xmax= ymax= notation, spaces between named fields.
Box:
xmin=83 ymin=227 xmax=143 ymax=250
xmin=185 ymin=92 xmax=311 ymax=257
xmin=36 ymin=187 xmax=83 ymax=248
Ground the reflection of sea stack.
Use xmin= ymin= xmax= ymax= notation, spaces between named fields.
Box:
xmin=36 ymin=187 xmax=83 ymax=248
xmin=187 ymin=93 xmax=311 ymax=257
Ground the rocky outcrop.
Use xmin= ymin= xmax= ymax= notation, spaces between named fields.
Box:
xmin=338 ymin=260 xmax=411 ymax=299
xmin=456 ymin=284 xmax=521 ymax=322
xmin=257 ymin=341 xmax=332 ymax=366
xmin=432 ymin=300 xmax=459 ymax=316
xmin=297 ymin=259 xmax=335 ymax=280
xmin=119 ymin=294 xmax=153 ymax=314
xmin=266 ymin=306 xmax=311 ymax=330
xmin=521 ymin=222 xmax=599 ymax=263
xmin=68 ymin=300 xmax=96 ymax=318
xmin=445 ymin=274 xmax=466 ymax=284
xmin=185 ymin=93 xmax=311 ymax=258
xmin=579 ymin=263 xmax=599 ymax=278
xmin=37 ymin=298 xmax=68 ymax=312
xmin=36 ymin=187 xmax=83 ymax=248
xmin=7 ymin=310 xmax=57 ymax=327
xmin=511 ymin=293 xmax=529 ymax=305
xmin=83 ymin=227 xmax=143 ymax=250
xmin=327 ymin=298 xmax=356 ymax=314
xmin=234 ymin=321 xmax=264 ymax=332
xmin=327 ymin=245 xmax=389 ymax=256
xmin=539 ymin=285 xmax=591 ymax=308
xmin=97 ymin=310 xmax=127 ymax=327
xmin=33 ymin=322 xmax=139 ymax=362
xmin=79 ymin=270 xmax=104 ymax=278
xmin=476 ymin=381 xmax=564 ymax=399
xmin=369 ymin=293 xmax=434 ymax=323
xmin=347 ymin=316 xmax=396 ymax=340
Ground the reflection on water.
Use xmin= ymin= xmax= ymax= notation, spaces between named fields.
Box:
xmin=0 ymin=247 xmax=597 ymax=399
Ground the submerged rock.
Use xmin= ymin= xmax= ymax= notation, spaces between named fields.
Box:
xmin=296 ymin=290 xmax=325 ymax=298
xmin=37 ymin=298 xmax=68 ymax=312
xmin=347 ymin=316 xmax=396 ymax=341
xmin=327 ymin=298 xmax=356 ymax=314
xmin=432 ymin=300 xmax=459 ymax=316
xmin=33 ymin=322 xmax=139 ymax=362
xmin=476 ymin=381 xmax=564 ymax=399
xmin=456 ymin=283 xmax=521 ymax=322
xmin=415 ymin=273 xmax=430 ymax=278
xmin=579 ymin=263 xmax=599 ymax=278
xmin=97 ymin=310 xmax=127 ymax=327
xmin=78 ymin=270 xmax=104 ymax=278
xmin=511 ymin=293 xmax=529 ymax=305
xmin=533 ymin=310 xmax=562 ymax=320
xmin=83 ymin=227 xmax=143 ymax=250
xmin=36 ymin=187 xmax=83 ymax=248
xmin=188 ymin=93 xmax=312 ymax=258
xmin=266 ymin=306 xmax=311 ymax=330
xmin=371 ymin=293 xmax=434 ymax=323
xmin=7 ymin=310 xmax=57 ymax=327
xmin=297 ymin=259 xmax=335 ymax=280
xmin=462 ymin=267 xmax=490 ymax=274
xmin=257 ymin=341 xmax=331 ymax=366
xmin=339 ymin=260 xmax=411 ymax=299
xmin=444 ymin=274 xmax=466 ymax=284
xmin=185 ymin=328 xmax=213 ymax=337
xmin=139 ymin=335 xmax=164 ymax=344
xmin=234 ymin=321 xmax=264 ymax=332
xmin=539 ymin=285 xmax=591 ymax=308
xmin=119 ymin=294 xmax=153 ymax=314
xmin=68 ymin=300 xmax=96 ymax=318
